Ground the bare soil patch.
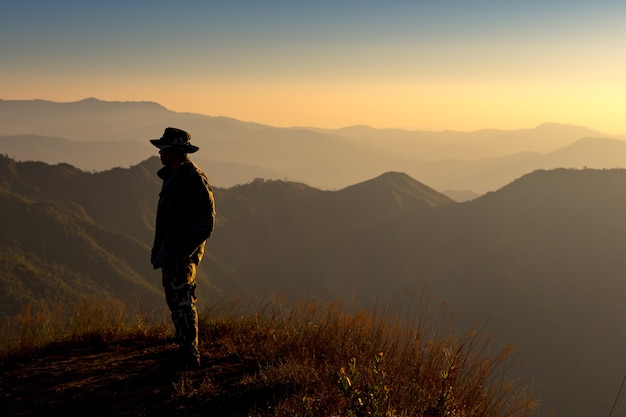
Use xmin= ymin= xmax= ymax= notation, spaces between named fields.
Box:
xmin=0 ymin=338 xmax=261 ymax=417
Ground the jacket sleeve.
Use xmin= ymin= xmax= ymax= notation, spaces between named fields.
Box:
xmin=180 ymin=174 xmax=215 ymax=258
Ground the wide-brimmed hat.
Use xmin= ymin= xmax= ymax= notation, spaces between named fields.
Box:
xmin=150 ymin=127 xmax=199 ymax=153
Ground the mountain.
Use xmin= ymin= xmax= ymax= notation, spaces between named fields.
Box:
xmin=0 ymin=98 xmax=414 ymax=190
xmin=380 ymin=168 xmax=626 ymax=417
xmin=0 ymin=155 xmax=454 ymax=315
xmin=0 ymin=98 xmax=173 ymax=141
xmin=194 ymin=167 xmax=626 ymax=417
xmin=2 ymin=98 xmax=624 ymax=195
xmin=0 ymin=156 xmax=161 ymax=313
xmin=0 ymin=134 xmax=290 ymax=187
xmin=415 ymin=136 xmax=626 ymax=193
xmin=2 ymin=153 xmax=626 ymax=415
xmin=0 ymin=155 xmax=223 ymax=317
xmin=209 ymin=172 xmax=455 ymax=298
xmin=543 ymin=136 xmax=626 ymax=167
xmin=318 ymin=122 xmax=607 ymax=158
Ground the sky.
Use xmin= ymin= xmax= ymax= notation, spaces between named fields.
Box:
xmin=2 ymin=0 xmax=626 ymax=133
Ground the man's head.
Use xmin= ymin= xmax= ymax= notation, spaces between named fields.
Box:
xmin=157 ymin=148 xmax=186 ymax=168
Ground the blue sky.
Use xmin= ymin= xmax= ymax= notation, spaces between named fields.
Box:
xmin=2 ymin=1 xmax=626 ymax=132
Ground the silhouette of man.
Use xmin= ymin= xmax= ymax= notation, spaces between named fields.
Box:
xmin=149 ymin=127 xmax=215 ymax=370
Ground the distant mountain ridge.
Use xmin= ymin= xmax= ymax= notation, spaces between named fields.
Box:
xmin=1 ymin=98 xmax=624 ymax=195
xmin=320 ymin=121 xmax=607 ymax=156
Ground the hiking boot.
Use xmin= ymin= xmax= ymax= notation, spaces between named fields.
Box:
xmin=184 ymin=352 xmax=201 ymax=370
xmin=161 ymin=346 xmax=200 ymax=372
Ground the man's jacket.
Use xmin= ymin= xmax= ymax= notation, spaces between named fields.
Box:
xmin=151 ymin=159 xmax=215 ymax=269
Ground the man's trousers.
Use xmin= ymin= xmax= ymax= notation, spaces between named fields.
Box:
xmin=161 ymin=260 xmax=199 ymax=361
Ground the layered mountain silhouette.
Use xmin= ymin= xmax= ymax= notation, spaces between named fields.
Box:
xmin=1 ymin=153 xmax=626 ymax=416
xmin=2 ymin=98 xmax=625 ymax=196
xmin=3 ymin=97 xmax=626 ymax=416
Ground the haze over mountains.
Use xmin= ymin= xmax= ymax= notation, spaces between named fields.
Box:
xmin=2 ymin=98 xmax=625 ymax=197
xmin=2 ymin=98 xmax=626 ymax=416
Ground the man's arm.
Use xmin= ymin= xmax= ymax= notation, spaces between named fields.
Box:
xmin=180 ymin=174 xmax=215 ymax=258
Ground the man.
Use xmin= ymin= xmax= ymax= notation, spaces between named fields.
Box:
xmin=150 ymin=127 xmax=215 ymax=370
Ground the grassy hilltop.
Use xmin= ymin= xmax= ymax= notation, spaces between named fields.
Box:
xmin=1 ymin=296 xmax=539 ymax=417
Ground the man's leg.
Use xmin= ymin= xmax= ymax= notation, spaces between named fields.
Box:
xmin=162 ymin=261 xmax=200 ymax=368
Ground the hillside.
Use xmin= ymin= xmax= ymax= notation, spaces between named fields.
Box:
xmin=0 ymin=156 xmax=452 ymax=317
xmin=0 ymin=156 xmax=210 ymax=317
xmin=0 ymin=163 xmax=161 ymax=313
xmin=1 ymin=154 xmax=626 ymax=416
xmin=0 ymin=297 xmax=539 ymax=417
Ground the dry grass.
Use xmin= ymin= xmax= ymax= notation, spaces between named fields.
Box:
xmin=1 ymin=294 xmax=540 ymax=417
xmin=0 ymin=297 xmax=170 ymax=353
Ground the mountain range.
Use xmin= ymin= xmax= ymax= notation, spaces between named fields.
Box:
xmin=2 ymin=98 xmax=626 ymax=196
xmin=2 ymin=97 xmax=626 ymax=416
xmin=1 ymin=151 xmax=626 ymax=416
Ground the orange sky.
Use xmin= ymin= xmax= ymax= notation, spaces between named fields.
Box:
xmin=2 ymin=1 xmax=626 ymax=134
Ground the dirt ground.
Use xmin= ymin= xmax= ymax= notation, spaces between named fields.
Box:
xmin=0 ymin=339 xmax=263 ymax=417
